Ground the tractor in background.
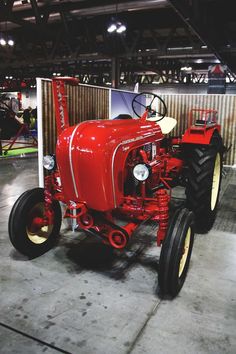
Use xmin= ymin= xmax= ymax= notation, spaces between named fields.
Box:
xmin=8 ymin=78 xmax=224 ymax=297
xmin=0 ymin=94 xmax=37 ymax=155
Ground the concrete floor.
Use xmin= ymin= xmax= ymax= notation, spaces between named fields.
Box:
xmin=0 ymin=157 xmax=235 ymax=354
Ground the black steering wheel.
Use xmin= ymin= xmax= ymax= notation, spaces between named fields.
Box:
xmin=132 ymin=92 xmax=167 ymax=121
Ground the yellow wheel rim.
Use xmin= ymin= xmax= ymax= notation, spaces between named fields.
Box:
xmin=179 ymin=227 xmax=191 ymax=277
xmin=211 ymin=153 xmax=221 ymax=211
xmin=26 ymin=202 xmax=53 ymax=244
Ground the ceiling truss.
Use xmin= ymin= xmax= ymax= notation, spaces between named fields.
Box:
xmin=0 ymin=0 xmax=235 ymax=90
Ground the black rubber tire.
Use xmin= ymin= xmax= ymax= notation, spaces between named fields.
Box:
xmin=8 ymin=188 xmax=62 ymax=258
xmin=185 ymin=131 xmax=223 ymax=233
xmin=158 ymin=208 xmax=195 ymax=298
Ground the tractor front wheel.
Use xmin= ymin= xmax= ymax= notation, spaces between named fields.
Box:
xmin=158 ymin=208 xmax=195 ymax=298
xmin=9 ymin=188 xmax=62 ymax=258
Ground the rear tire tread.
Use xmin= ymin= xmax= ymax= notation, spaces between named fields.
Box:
xmin=185 ymin=132 xmax=223 ymax=232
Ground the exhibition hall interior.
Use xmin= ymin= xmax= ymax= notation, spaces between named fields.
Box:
xmin=0 ymin=1 xmax=235 ymax=353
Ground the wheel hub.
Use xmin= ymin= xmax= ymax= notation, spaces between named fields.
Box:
xmin=26 ymin=202 xmax=53 ymax=244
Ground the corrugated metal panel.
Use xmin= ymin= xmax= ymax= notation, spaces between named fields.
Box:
xmin=161 ymin=94 xmax=236 ymax=165
xmin=41 ymin=80 xmax=109 ymax=155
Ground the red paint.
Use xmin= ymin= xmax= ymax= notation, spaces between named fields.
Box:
xmin=30 ymin=217 xmax=45 ymax=232
xmin=56 ymin=119 xmax=163 ymax=210
xmin=52 ymin=77 xmax=79 ymax=135
xmin=182 ymin=108 xmax=221 ymax=145
xmin=17 ymin=92 xmax=22 ymax=108
xmin=108 ymin=229 xmax=129 ymax=249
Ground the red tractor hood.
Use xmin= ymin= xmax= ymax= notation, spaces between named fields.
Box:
xmin=56 ymin=119 xmax=162 ymax=211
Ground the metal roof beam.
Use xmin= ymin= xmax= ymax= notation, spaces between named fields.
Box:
xmin=1 ymin=0 xmax=169 ymax=20
xmin=167 ymin=0 xmax=236 ymax=73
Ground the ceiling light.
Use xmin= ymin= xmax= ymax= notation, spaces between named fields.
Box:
xmin=181 ymin=66 xmax=192 ymax=71
xmin=107 ymin=18 xmax=126 ymax=34
xmin=116 ymin=23 xmax=126 ymax=34
xmin=8 ymin=39 xmax=14 ymax=46
xmin=196 ymin=59 xmax=204 ymax=64
xmin=168 ymin=46 xmax=193 ymax=51
xmin=0 ymin=38 xmax=6 ymax=46
xmin=107 ymin=23 xmax=117 ymax=33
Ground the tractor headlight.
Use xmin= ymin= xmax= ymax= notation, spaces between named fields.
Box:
xmin=133 ymin=164 xmax=150 ymax=181
xmin=43 ymin=155 xmax=55 ymax=170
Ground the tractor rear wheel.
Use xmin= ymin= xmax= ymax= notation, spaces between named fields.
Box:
xmin=158 ymin=208 xmax=195 ymax=298
xmin=185 ymin=131 xmax=223 ymax=233
xmin=9 ymin=188 xmax=62 ymax=258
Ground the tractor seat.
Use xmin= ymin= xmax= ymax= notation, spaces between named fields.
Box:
xmin=195 ymin=119 xmax=215 ymax=126
xmin=147 ymin=116 xmax=177 ymax=134
xmin=195 ymin=119 xmax=206 ymax=125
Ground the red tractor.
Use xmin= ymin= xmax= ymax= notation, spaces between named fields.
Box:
xmin=8 ymin=78 xmax=224 ymax=297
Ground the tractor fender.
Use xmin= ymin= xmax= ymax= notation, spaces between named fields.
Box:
xmin=181 ymin=125 xmax=221 ymax=145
